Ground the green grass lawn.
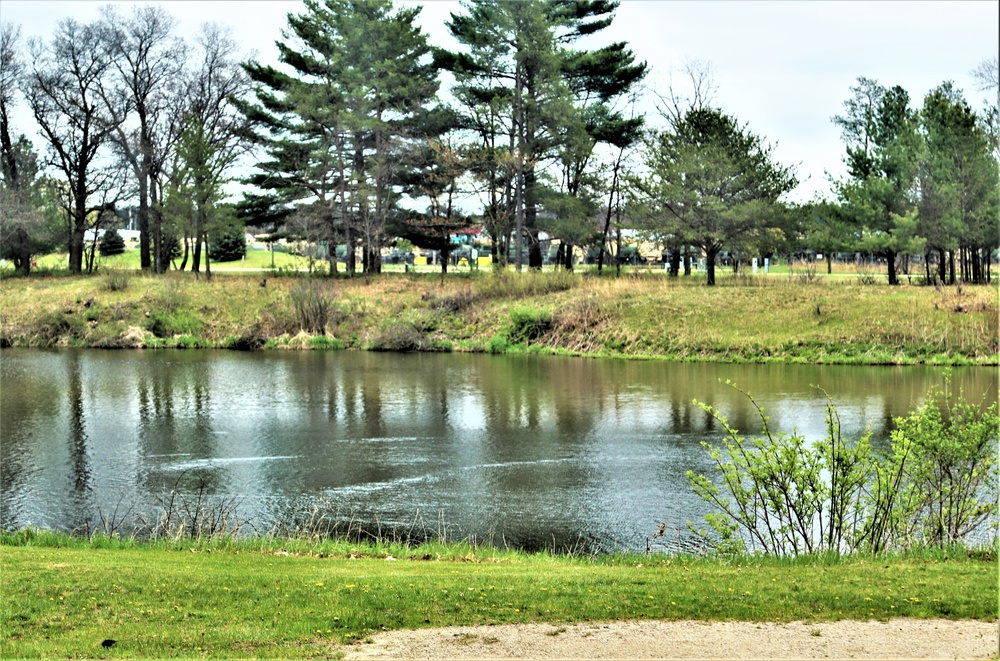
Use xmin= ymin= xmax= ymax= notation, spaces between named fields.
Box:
xmin=1 ymin=533 xmax=995 ymax=658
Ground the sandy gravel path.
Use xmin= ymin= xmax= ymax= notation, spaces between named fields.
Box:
xmin=343 ymin=618 xmax=999 ymax=660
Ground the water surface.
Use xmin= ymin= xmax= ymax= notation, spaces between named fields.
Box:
xmin=1 ymin=349 xmax=995 ymax=552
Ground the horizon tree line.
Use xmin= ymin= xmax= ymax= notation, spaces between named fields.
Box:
xmin=0 ymin=2 xmax=997 ymax=285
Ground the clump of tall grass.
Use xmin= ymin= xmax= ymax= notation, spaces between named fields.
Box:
xmin=368 ymin=320 xmax=428 ymax=351
xmin=504 ymin=306 xmax=553 ymax=345
xmin=474 ymin=269 xmax=579 ymax=300
xmin=102 ymin=266 xmax=131 ymax=292
xmin=425 ymin=286 xmax=477 ymax=313
xmin=289 ymin=280 xmax=334 ymax=334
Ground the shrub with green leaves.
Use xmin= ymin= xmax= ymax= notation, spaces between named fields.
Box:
xmin=887 ymin=376 xmax=998 ymax=546
xmin=687 ymin=377 xmax=998 ymax=556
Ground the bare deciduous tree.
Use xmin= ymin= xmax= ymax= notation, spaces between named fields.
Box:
xmin=24 ymin=18 xmax=126 ymax=273
xmin=99 ymin=4 xmax=186 ymax=273
xmin=163 ymin=23 xmax=252 ymax=279
xmin=653 ymin=58 xmax=718 ymax=131
xmin=971 ymin=56 xmax=999 ymax=160
xmin=1 ymin=22 xmax=24 ymax=187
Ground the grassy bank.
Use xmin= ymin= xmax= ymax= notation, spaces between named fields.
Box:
xmin=1 ymin=531 xmax=995 ymax=658
xmin=0 ymin=269 xmax=996 ymax=364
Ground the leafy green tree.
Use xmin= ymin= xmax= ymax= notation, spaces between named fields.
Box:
xmin=549 ymin=30 xmax=646 ymax=271
xmin=0 ymin=27 xmax=61 ymax=274
xmin=396 ymin=137 xmax=476 ymax=273
xmin=639 ymin=107 xmax=797 ymax=285
xmin=593 ymin=104 xmax=644 ymax=274
xmin=163 ymin=116 xmax=226 ymax=277
xmin=163 ymin=25 xmax=250 ymax=278
xmin=833 ymin=78 xmax=922 ymax=285
xmin=0 ymin=144 xmax=63 ymax=274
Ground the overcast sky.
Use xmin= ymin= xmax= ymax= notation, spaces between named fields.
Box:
xmin=3 ymin=0 xmax=997 ymax=203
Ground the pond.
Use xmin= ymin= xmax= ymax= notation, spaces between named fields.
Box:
xmin=1 ymin=349 xmax=995 ymax=552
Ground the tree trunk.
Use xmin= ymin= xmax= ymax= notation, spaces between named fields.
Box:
xmin=138 ymin=174 xmax=150 ymax=271
xmin=203 ymin=231 xmax=212 ymax=281
xmin=150 ymin=178 xmax=164 ymax=274
xmin=562 ymin=243 xmax=573 ymax=270
xmin=597 ymin=149 xmax=623 ymax=274
xmin=826 ymin=253 xmax=833 ymax=274
xmin=886 ymin=249 xmax=898 ymax=285
xmin=11 ymin=228 xmax=31 ymax=275
xmin=667 ymin=247 xmax=680 ymax=277
xmin=527 ymin=230 xmax=543 ymax=270
xmin=705 ymin=246 xmax=719 ymax=286
xmin=683 ymin=248 xmax=691 ymax=276
xmin=192 ymin=232 xmax=202 ymax=274
xmin=69 ymin=200 xmax=86 ymax=274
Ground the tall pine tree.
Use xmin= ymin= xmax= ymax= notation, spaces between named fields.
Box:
xmin=238 ymin=0 xmax=439 ymax=275
xmin=439 ymin=0 xmax=644 ymax=270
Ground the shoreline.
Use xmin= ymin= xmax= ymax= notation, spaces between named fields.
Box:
xmin=1 ymin=272 xmax=997 ymax=365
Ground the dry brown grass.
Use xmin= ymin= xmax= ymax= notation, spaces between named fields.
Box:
xmin=1 ymin=271 xmax=996 ymax=363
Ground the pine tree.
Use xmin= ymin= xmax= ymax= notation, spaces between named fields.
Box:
xmin=833 ymin=78 xmax=922 ymax=285
xmin=440 ymin=0 xmax=644 ymax=270
xmin=239 ymin=0 xmax=440 ymax=275
xmin=99 ymin=228 xmax=126 ymax=256
xmin=919 ymin=82 xmax=999 ymax=284
xmin=639 ymin=108 xmax=797 ymax=286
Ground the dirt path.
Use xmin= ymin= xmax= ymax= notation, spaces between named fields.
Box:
xmin=343 ymin=618 xmax=999 ymax=660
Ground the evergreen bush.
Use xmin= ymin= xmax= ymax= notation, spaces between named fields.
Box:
xmin=208 ymin=230 xmax=246 ymax=263
xmin=98 ymin=229 xmax=126 ymax=257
